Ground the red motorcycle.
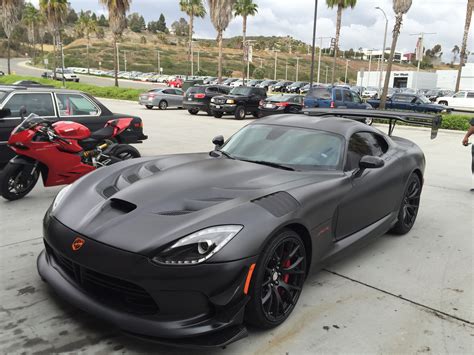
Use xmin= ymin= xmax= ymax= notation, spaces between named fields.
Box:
xmin=0 ymin=114 xmax=141 ymax=200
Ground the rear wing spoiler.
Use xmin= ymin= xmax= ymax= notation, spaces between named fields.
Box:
xmin=303 ymin=108 xmax=442 ymax=139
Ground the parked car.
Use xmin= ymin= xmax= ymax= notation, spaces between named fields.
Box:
xmin=361 ymin=87 xmax=379 ymax=99
xmin=12 ymin=80 xmax=53 ymax=88
xmin=247 ymin=79 xmax=264 ymax=87
xmin=259 ymin=94 xmax=304 ymax=116
xmin=230 ymin=79 xmax=245 ymax=88
xmin=210 ymin=86 xmax=267 ymax=119
xmin=436 ymin=91 xmax=474 ymax=112
xmin=0 ymin=70 xmax=5 ymax=76
xmin=203 ymin=77 xmax=217 ymax=84
xmin=0 ymin=87 xmax=147 ymax=165
xmin=304 ymin=86 xmax=371 ymax=111
xmin=168 ymin=78 xmax=183 ymax=88
xmin=256 ymin=80 xmax=278 ymax=92
xmin=210 ymin=77 xmax=227 ymax=85
xmin=183 ymin=85 xmax=231 ymax=115
xmin=271 ymin=81 xmax=293 ymax=93
xmin=425 ymin=89 xmax=454 ymax=102
xmin=350 ymin=86 xmax=365 ymax=95
xmin=286 ymin=81 xmax=309 ymax=93
xmin=222 ymin=78 xmax=239 ymax=86
xmin=37 ymin=109 xmax=440 ymax=348
xmin=300 ymin=83 xmax=321 ymax=95
xmin=139 ymin=88 xmax=184 ymax=110
xmin=368 ymin=93 xmax=451 ymax=113
xmin=54 ymin=68 xmax=80 ymax=82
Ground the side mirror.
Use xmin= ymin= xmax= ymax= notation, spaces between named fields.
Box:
xmin=359 ymin=155 xmax=384 ymax=170
xmin=212 ymin=135 xmax=224 ymax=149
xmin=19 ymin=106 xmax=27 ymax=120
xmin=0 ymin=108 xmax=11 ymax=118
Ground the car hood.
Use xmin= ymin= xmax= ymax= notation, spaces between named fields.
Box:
xmin=53 ymin=154 xmax=333 ymax=255
xmin=213 ymin=94 xmax=249 ymax=101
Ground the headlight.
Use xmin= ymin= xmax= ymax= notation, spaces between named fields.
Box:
xmin=211 ymin=98 xmax=215 ymax=102
xmin=441 ymin=109 xmax=447 ymax=113
xmin=152 ymin=225 xmax=243 ymax=265
xmin=51 ymin=184 xmax=72 ymax=213
xmin=226 ymin=99 xmax=235 ymax=104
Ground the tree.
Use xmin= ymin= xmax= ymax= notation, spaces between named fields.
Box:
xmin=40 ymin=0 xmax=68 ymax=78
xmin=66 ymin=7 xmax=78 ymax=24
xmin=456 ymin=0 xmax=473 ymax=92
xmin=157 ymin=13 xmax=167 ymax=33
xmin=128 ymin=12 xmax=145 ymax=32
xmin=179 ymin=0 xmax=206 ymax=76
xmin=253 ymin=66 xmax=265 ymax=79
xmin=208 ymin=0 xmax=236 ymax=82
xmin=233 ymin=0 xmax=258 ymax=82
xmin=98 ymin=14 xmax=108 ymax=27
xmin=171 ymin=17 xmax=189 ymax=36
xmin=451 ymin=44 xmax=460 ymax=64
xmin=37 ymin=12 xmax=47 ymax=58
xmin=379 ymin=0 xmax=412 ymax=109
xmin=76 ymin=11 xmax=98 ymax=74
xmin=1 ymin=0 xmax=24 ymax=74
xmin=99 ymin=0 xmax=131 ymax=87
xmin=22 ymin=3 xmax=39 ymax=64
xmin=326 ymin=0 xmax=357 ymax=84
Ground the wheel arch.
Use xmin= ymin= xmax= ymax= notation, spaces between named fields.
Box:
xmin=411 ymin=168 xmax=424 ymax=187
xmin=281 ymin=223 xmax=313 ymax=275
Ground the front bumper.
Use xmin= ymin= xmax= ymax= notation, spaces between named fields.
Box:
xmin=210 ymin=103 xmax=237 ymax=114
xmin=182 ymin=102 xmax=208 ymax=111
xmin=38 ymin=216 xmax=257 ymax=347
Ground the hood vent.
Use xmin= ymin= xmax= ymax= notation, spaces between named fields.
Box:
xmin=252 ymin=191 xmax=300 ymax=217
xmin=156 ymin=210 xmax=195 ymax=216
xmin=110 ymin=198 xmax=137 ymax=214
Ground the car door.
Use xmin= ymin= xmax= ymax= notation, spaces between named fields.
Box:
xmin=335 ymin=132 xmax=402 ymax=240
xmin=54 ymin=92 xmax=104 ymax=133
xmin=465 ymin=92 xmax=474 ymax=110
xmin=342 ymin=90 xmax=356 ymax=109
xmin=350 ymin=91 xmax=366 ymax=109
xmin=249 ymin=88 xmax=264 ymax=111
xmin=162 ymin=89 xmax=180 ymax=107
xmin=0 ymin=92 xmax=57 ymax=163
xmin=333 ymin=89 xmax=344 ymax=107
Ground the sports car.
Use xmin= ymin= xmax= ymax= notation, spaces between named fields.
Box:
xmin=37 ymin=109 xmax=441 ymax=348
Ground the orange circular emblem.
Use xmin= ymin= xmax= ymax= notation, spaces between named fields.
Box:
xmin=72 ymin=237 xmax=85 ymax=251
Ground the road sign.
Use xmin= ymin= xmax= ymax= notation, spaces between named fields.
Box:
xmin=44 ymin=58 xmax=48 ymax=65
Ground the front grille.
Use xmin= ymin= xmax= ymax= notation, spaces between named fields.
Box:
xmin=45 ymin=242 xmax=158 ymax=315
xmin=213 ymin=98 xmax=227 ymax=105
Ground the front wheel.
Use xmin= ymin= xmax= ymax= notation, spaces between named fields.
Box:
xmin=214 ymin=112 xmax=223 ymax=118
xmin=158 ymin=100 xmax=168 ymax=110
xmin=390 ymin=173 xmax=422 ymax=235
xmin=234 ymin=106 xmax=246 ymax=120
xmin=364 ymin=117 xmax=373 ymax=125
xmin=145 ymin=105 xmax=154 ymax=110
xmin=188 ymin=109 xmax=199 ymax=115
xmin=0 ymin=162 xmax=40 ymax=201
xmin=245 ymin=229 xmax=307 ymax=329
xmin=111 ymin=145 xmax=141 ymax=162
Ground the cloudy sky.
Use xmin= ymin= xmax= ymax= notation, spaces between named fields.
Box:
xmin=30 ymin=0 xmax=472 ymax=62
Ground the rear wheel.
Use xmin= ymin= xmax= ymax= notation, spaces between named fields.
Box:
xmin=111 ymin=145 xmax=141 ymax=161
xmin=364 ymin=117 xmax=373 ymax=125
xmin=158 ymin=100 xmax=168 ymax=110
xmin=252 ymin=111 xmax=263 ymax=118
xmin=214 ymin=112 xmax=223 ymax=118
xmin=235 ymin=106 xmax=246 ymax=120
xmin=390 ymin=173 xmax=422 ymax=235
xmin=145 ymin=105 xmax=154 ymax=110
xmin=438 ymin=101 xmax=448 ymax=106
xmin=188 ymin=108 xmax=199 ymax=115
xmin=245 ymin=229 xmax=307 ymax=329
xmin=0 ymin=163 xmax=40 ymax=201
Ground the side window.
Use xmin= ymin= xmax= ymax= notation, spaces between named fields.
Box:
xmin=343 ymin=90 xmax=352 ymax=102
xmin=56 ymin=93 xmax=99 ymax=117
xmin=2 ymin=93 xmax=55 ymax=117
xmin=173 ymin=89 xmax=184 ymax=96
xmin=351 ymin=92 xmax=362 ymax=103
xmin=162 ymin=89 xmax=173 ymax=95
xmin=453 ymin=92 xmax=465 ymax=98
xmin=335 ymin=90 xmax=342 ymax=101
xmin=345 ymin=132 xmax=388 ymax=170
xmin=466 ymin=92 xmax=474 ymax=98
xmin=206 ymin=87 xmax=219 ymax=94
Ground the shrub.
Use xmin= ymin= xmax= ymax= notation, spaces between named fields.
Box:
xmin=440 ymin=114 xmax=472 ymax=131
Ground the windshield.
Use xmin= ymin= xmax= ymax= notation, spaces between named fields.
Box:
xmin=418 ymin=96 xmax=430 ymax=103
xmin=230 ymin=87 xmax=252 ymax=96
xmin=307 ymin=87 xmax=331 ymax=99
xmin=221 ymin=124 xmax=343 ymax=170
xmin=12 ymin=114 xmax=49 ymax=134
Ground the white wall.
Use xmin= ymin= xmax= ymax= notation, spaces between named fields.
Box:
xmin=436 ymin=63 xmax=474 ymax=90
xmin=357 ymin=70 xmax=438 ymax=90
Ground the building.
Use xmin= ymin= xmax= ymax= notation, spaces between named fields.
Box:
xmin=356 ymin=70 xmax=438 ymax=90
xmin=436 ymin=63 xmax=474 ymax=90
xmin=361 ymin=49 xmax=404 ymax=63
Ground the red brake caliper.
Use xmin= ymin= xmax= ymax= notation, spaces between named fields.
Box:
xmin=282 ymin=259 xmax=291 ymax=283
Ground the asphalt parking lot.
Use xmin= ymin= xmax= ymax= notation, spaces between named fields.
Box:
xmin=0 ymin=100 xmax=473 ymax=354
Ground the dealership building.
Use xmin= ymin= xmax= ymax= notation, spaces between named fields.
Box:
xmin=356 ymin=63 xmax=474 ymax=91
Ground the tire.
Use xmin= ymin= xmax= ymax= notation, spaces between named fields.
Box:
xmin=214 ymin=112 xmax=223 ymax=118
xmin=390 ymin=173 xmax=422 ymax=235
xmin=245 ymin=228 xmax=307 ymax=329
xmin=234 ymin=106 xmax=246 ymax=120
xmin=111 ymin=144 xmax=141 ymax=161
xmin=439 ymin=101 xmax=448 ymax=106
xmin=158 ymin=100 xmax=168 ymax=110
xmin=145 ymin=105 xmax=154 ymax=110
xmin=0 ymin=162 xmax=40 ymax=201
xmin=364 ymin=117 xmax=373 ymax=125
xmin=252 ymin=111 xmax=263 ymax=118
xmin=206 ymin=109 xmax=213 ymax=116
xmin=188 ymin=109 xmax=199 ymax=115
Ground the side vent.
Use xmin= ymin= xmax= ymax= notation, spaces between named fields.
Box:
xmin=252 ymin=192 xmax=300 ymax=217
xmin=103 ymin=186 xmax=119 ymax=198
xmin=110 ymin=198 xmax=137 ymax=214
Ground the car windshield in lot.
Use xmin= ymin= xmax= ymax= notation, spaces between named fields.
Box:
xmin=418 ymin=96 xmax=431 ymax=103
xmin=307 ymin=87 xmax=331 ymax=99
xmin=230 ymin=87 xmax=253 ymax=96
xmin=186 ymin=86 xmax=206 ymax=94
xmin=221 ymin=124 xmax=343 ymax=170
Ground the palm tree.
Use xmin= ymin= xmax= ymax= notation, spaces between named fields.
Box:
xmin=379 ymin=0 xmax=412 ymax=109
xmin=179 ymin=0 xmax=206 ymax=77
xmin=99 ymin=0 xmax=131 ymax=87
xmin=233 ymin=0 xmax=258 ymax=82
xmin=76 ymin=12 xmax=98 ymax=74
xmin=0 ymin=0 xmax=24 ymax=74
xmin=37 ymin=12 xmax=47 ymax=59
xmin=23 ymin=3 xmax=39 ymax=65
xmin=208 ymin=0 xmax=236 ymax=83
xmin=40 ymin=0 xmax=68 ymax=78
xmin=451 ymin=45 xmax=460 ymax=65
xmin=326 ymin=0 xmax=357 ymax=84
xmin=456 ymin=0 xmax=474 ymax=92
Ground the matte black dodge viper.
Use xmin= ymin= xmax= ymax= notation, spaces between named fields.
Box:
xmin=38 ymin=109 xmax=441 ymax=348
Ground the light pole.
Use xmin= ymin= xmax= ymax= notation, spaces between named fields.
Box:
xmin=325 ymin=65 xmax=329 ymax=84
xmin=375 ymin=6 xmax=388 ymax=92
xmin=367 ymin=49 xmax=374 ymax=87
xmin=410 ymin=32 xmax=436 ymax=90
xmin=344 ymin=59 xmax=350 ymax=84
xmin=273 ymin=49 xmax=280 ymax=80
xmin=309 ymin=0 xmax=319 ymax=89
xmin=295 ymin=57 xmax=300 ymax=81
xmin=285 ymin=61 xmax=288 ymax=80
xmin=123 ymin=50 xmax=128 ymax=72
xmin=156 ymin=50 xmax=161 ymax=74
xmin=60 ymin=41 xmax=65 ymax=87
xmin=243 ymin=39 xmax=256 ymax=84
xmin=317 ymin=36 xmax=332 ymax=84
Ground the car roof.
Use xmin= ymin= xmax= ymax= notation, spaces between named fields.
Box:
xmin=0 ymin=86 xmax=84 ymax=94
xmin=253 ymin=114 xmax=381 ymax=139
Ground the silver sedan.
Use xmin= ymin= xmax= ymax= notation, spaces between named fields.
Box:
xmin=139 ymin=88 xmax=184 ymax=110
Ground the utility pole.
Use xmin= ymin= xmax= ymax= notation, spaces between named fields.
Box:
xmin=317 ymin=36 xmax=332 ymax=84
xmin=367 ymin=49 xmax=374 ymax=87
xmin=295 ymin=57 xmax=300 ymax=81
xmin=197 ymin=50 xmax=200 ymax=72
xmin=191 ymin=41 xmax=194 ymax=76
xmin=60 ymin=42 xmax=65 ymax=88
xmin=344 ymin=59 xmax=350 ymax=84
xmin=123 ymin=50 xmax=128 ymax=72
xmin=309 ymin=0 xmax=320 ymax=89
xmin=410 ymin=32 xmax=436 ymax=90
xmin=285 ymin=61 xmax=288 ymax=80
xmin=375 ymin=6 xmax=388 ymax=93
xmin=156 ymin=50 xmax=161 ymax=74
xmin=325 ymin=65 xmax=329 ymax=84
xmin=273 ymin=49 xmax=280 ymax=80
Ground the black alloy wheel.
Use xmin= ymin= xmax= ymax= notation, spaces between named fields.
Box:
xmin=246 ymin=229 xmax=306 ymax=328
xmin=391 ymin=174 xmax=422 ymax=235
xmin=0 ymin=163 xmax=40 ymax=201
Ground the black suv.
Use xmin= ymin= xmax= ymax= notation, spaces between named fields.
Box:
xmin=183 ymin=85 xmax=231 ymax=115
xmin=210 ymin=86 xmax=267 ymax=120
xmin=0 ymin=86 xmax=147 ymax=164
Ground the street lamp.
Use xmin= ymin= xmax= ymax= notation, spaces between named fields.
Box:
xmin=316 ymin=36 xmax=332 ymax=84
xmin=375 ymin=6 xmax=388 ymax=92
xmin=309 ymin=0 xmax=319 ymax=89
xmin=273 ymin=48 xmax=280 ymax=80
xmin=156 ymin=50 xmax=161 ymax=74
xmin=344 ymin=59 xmax=350 ymax=84
xmin=123 ymin=50 xmax=128 ymax=72
xmin=295 ymin=57 xmax=300 ymax=81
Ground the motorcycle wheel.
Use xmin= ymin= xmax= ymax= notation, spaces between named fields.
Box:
xmin=112 ymin=144 xmax=141 ymax=161
xmin=0 ymin=163 xmax=40 ymax=201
